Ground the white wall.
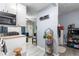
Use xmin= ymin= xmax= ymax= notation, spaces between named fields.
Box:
xmin=0 ymin=25 xmax=21 ymax=35
xmin=8 ymin=26 xmax=21 ymax=35
xmin=59 ymin=10 xmax=79 ymax=42
xmin=37 ymin=5 xmax=58 ymax=55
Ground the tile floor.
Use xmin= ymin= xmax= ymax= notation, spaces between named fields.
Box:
xmin=60 ymin=46 xmax=79 ymax=56
xmin=6 ymin=38 xmax=79 ymax=56
xmin=26 ymin=38 xmax=45 ymax=56
xmin=27 ymin=38 xmax=79 ymax=56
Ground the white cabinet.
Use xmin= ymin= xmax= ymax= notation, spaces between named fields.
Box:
xmin=3 ymin=35 xmax=26 ymax=54
xmin=6 ymin=4 xmax=16 ymax=14
xmin=0 ymin=3 xmax=6 ymax=12
xmin=0 ymin=3 xmax=16 ymax=14
xmin=16 ymin=4 xmax=26 ymax=26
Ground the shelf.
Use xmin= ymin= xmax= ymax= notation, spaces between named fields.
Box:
xmin=67 ymin=27 xmax=79 ymax=49
xmin=67 ymin=46 xmax=79 ymax=49
xmin=67 ymin=41 xmax=73 ymax=43
xmin=68 ymin=28 xmax=79 ymax=30
xmin=67 ymin=42 xmax=79 ymax=49
xmin=67 ymin=41 xmax=79 ymax=44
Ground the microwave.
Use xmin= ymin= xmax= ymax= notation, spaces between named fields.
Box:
xmin=0 ymin=11 xmax=16 ymax=25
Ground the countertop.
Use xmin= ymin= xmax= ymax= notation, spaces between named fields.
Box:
xmin=0 ymin=35 xmax=26 ymax=39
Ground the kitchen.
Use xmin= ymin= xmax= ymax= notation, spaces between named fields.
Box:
xmin=0 ymin=3 xmax=58 ymax=56
xmin=0 ymin=3 xmax=27 ymax=56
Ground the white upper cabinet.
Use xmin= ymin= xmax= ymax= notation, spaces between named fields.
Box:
xmin=0 ymin=3 xmax=16 ymax=14
xmin=6 ymin=4 xmax=16 ymax=14
xmin=16 ymin=4 xmax=27 ymax=26
xmin=0 ymin=3 xmax=6 ymax=12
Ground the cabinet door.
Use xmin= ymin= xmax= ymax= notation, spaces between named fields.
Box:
xmin=4 ymin=36 xmax=26 ymax=52
xmin=16 ymin=4 xmax=26 ymax=26
xmin=6 ymin=3 xmax=16 ymax=14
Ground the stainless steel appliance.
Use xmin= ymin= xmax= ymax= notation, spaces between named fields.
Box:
xmin=0 ymin=11 xmax=16 ymax=25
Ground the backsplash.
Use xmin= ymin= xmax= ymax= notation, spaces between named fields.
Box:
xmin=4 ymin=32 xmax=19 ymax=36
xmin=0 ymin=26 xmax=22 ymax=36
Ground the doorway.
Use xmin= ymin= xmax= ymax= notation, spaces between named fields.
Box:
xmin=26 ymin=19 xmax=37 ymax=45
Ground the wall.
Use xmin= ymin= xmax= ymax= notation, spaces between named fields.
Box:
xmin=0 ymin=25 xmax=21 ymax=35
xmin=37 ymin=5 xmax=58 ymax=55
xmin=8 ymin=26 xmax=21 ymax=34
xmin=0 ymin=25 xmax=21 ymax=34
xmin=59 ymin=10 xmax=79 ymax=43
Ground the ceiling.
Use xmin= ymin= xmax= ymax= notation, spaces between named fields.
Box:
xmin=59 ymin=3 xmax=79 ymax=16
xmin=22 ymin=3 xmax=56 ymax=16
xmin=22 ymin=3 xmax=79 ymax=16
